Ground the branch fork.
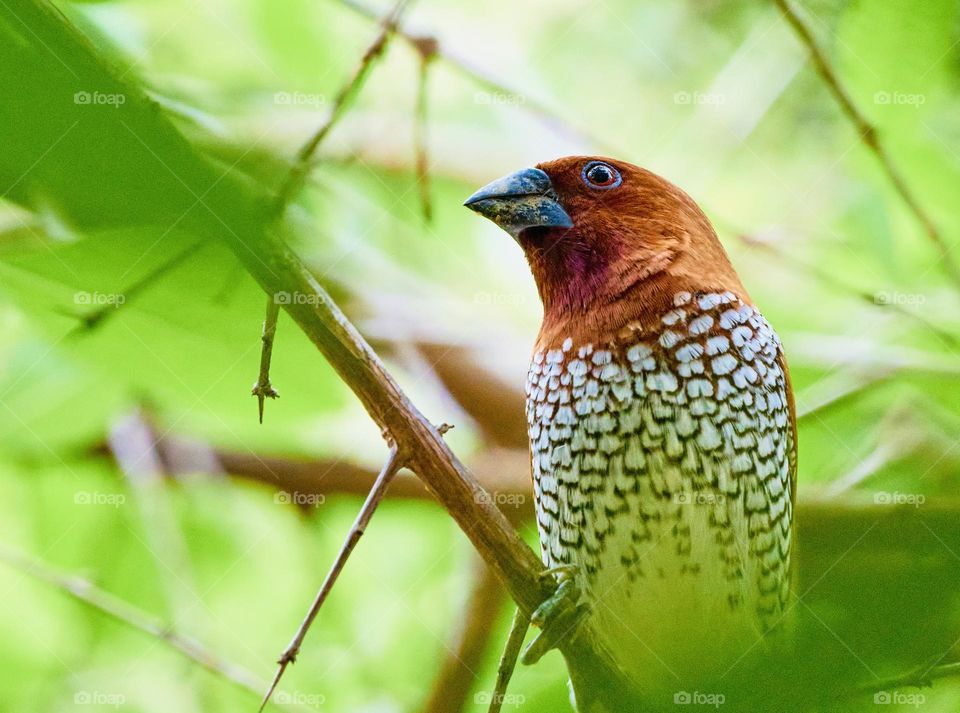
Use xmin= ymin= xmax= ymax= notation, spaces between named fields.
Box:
xmin=259 ymin=445 xmax=407 ymax=711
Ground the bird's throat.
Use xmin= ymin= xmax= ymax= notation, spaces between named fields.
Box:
xmin=530 ymin=237 xmax=749 ymax=352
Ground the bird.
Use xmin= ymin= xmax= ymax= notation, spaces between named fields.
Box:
xmin=464 ymin=156 xmax=796 ymax=706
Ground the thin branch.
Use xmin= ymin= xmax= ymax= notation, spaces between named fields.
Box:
xmin=774 ymin=0 xmax=960 ymax=290
xmin=252 ymin=0 xmax=410 ymax=423
xmin=865 ymin=661 xmax=960 ymax=693
xmin=0 ymin=545 xmax=316 ymax=712
xmin=736 ymin=232 xmax=960 ymax=352
xmin=795 ymin=369 xmax=895 ymax=422
xmin=274 ymin=0 xmax=411 ymax=213
xmin=824 ymin=438 xmax=899 ymax=497
xmin=251 ymin=298 xmax=280 ymax=423
xmin=115 ymin=434 xmax=534 ymax=523
xmin=223 ymin=220 xmax=631 ymax=711
xmin=260 ymin=445 xmax=405 ymax=711
xmin=330 ymin=0 xmax=621 ymax=155
xmin=487 ymin=607 xmax=529 ymax=713
xmin=65 ymin=240 xmax=202 ymax=334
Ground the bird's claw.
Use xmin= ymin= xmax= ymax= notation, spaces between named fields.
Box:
xmin=537 ymin=564 xmax=578 ymax=584
xmin=521 ymin=566 xmax=586 ymax=665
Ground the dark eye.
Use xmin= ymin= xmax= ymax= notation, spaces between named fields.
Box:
xmin=581 ymin=161 xmax=622 ymax=190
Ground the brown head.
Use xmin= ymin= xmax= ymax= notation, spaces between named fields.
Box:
xmin=465 ymin=156 xmax=748 ymax=349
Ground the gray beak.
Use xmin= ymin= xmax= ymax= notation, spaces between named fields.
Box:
xmin=463 ymin=167 xmax=573 ymax=240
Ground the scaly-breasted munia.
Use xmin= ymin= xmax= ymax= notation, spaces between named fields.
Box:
xmin=466 ymin=157 xmax=796 ymax=701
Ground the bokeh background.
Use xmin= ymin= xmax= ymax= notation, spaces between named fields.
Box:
xmin=1 ymin=0 xmax=960 ymax=710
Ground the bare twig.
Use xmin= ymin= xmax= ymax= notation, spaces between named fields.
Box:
xmin=773 ymin=0 xmax=960 ymax=290
xmin=736 ymin=232 xmax=960 ymax=352
xmin=260 ymin=445 xmax=405 ymax=711
xmin=224 ymin=223 xmax=631 ymax=710
xmin=487 ymin=607 xmax=530 ymax=713
xmin=66 ymin=240 xmax=202 ymax=334
xmin=252 ymin=0 xmax=410 ymax=423
xmin=865 ymin=661 xmax=960 ymax=693
xmin=330 ymin=0 xmax=621 ymax=155
xmin=0 ymin=545 xmax=317 ymax=711
xmin=795 ymin=369 xmax=895 ymax=422
xmin=274 ymin=0 xmax=411 ymax=213
xmin=251 ymin=298 xmax=281 ymax=423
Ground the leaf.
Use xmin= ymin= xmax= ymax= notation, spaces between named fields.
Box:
xmin=0 ymin=0 xmax=349 ymax=454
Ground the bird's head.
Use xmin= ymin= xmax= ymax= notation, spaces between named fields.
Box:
xmin=465 ymin=156 xmax=747 ymax=347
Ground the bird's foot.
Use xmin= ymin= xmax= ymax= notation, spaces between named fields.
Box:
xmin=521 ymin=565 xmax=587 ymax=665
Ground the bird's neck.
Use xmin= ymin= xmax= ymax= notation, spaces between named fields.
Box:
xmin=533 ymin=247 xmax=748 ymax=352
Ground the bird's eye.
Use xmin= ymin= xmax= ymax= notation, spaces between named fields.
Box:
xmin=581 ymin=161 xmax=622 ymax=190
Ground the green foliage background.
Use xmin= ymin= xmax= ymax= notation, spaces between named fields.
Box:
xmin=1 ymin=0 xmax=959 ymax=711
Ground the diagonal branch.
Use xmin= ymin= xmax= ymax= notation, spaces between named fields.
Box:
xmin=260 ymin=444 xmax=405 ymax=711
xmin=254 ymin=0 xmax=410 ymax=422
xmin=486 ymin=607 xmax=529 ymax=713
xmin=736 ymin=231 xmax=960 ymax=352
xmin=0 ymin=545 xmax=315 ymax=713
xmin=865 ymin=660 xmax=960 ymax=694
xmin=773 ymin=0 xmax=960 ymax=290
xmin=330 ymin=0 xmax=622 ymax=155
xmin=274 ymin=0 xmax=411 ymax=213
xmin=221 ymin=224 xmax=633 ymax=710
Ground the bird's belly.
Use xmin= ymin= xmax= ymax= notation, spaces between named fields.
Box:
xmin=526 ymin=294 xmax=795 ymax=696
xmin=527 ymin=293 xmax=794 ymax=692
xmin=564 ymin=495 xmax=767 ymax=696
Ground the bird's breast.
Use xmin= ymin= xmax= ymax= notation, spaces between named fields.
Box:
xmin=525 ymin=289 xmax=795 ymax=690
